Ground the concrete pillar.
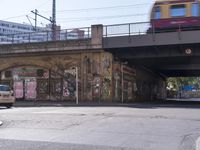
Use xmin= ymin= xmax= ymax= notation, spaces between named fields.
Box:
xmin=91 ymin=24 xmax=103 ymax=49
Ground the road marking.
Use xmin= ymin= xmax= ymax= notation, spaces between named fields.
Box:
xmin=0 ymin=121 xmax=3 ymax=126
xmin=196 ymin=136 xmax=200 ymax=150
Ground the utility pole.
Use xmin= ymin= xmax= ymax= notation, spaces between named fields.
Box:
xmin=35 ymin=9 xmax=38 ymax=30
xmin=52 ymin=0 xmax=56 ymax=40
xmin=31 ymin=0 xmax=57 ymax=40
xmin=31 ymin=9 xmax=52 ymax=29
xmin=30 ymin=9 xmax=38 ymax=31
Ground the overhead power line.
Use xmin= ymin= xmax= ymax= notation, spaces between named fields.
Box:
xmin=57 ymin=13 xmax=148 ymax=23
xmin=2 ymin=14 xmax=29 ymax=21
xmin=1 ymin=2 xmax=152 ymax=24
xmin=36 ymin=0 xmax=51 ymax=9
xmin=38 ymin=2 xmax=153 ymax=14
xmin=56 ymin=3 xmax=152 ymax=13
xmin=2 ymin=0 xmax=51 ymax=21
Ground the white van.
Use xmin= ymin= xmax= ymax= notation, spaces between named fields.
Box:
xmin=0 ymin=84 xmax=15 ymax=108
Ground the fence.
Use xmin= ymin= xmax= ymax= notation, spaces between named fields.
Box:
xmin=103 ymin=21 xmax=196 ymax=37
xmin=0 ymin=27 xmax=91 ymax=45
xmin=103 ymin=22 xmax=151 ymax=37
xmin=0 ymin=21 xmax=192 ymax=44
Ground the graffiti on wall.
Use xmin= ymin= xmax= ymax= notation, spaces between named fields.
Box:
xmin=91 ymin=55 xmax=101 ymax=100
xmin=127 ymin=82 xmax=132 ymax=100
xmin=37 ymin=79 xmax=48 ymax=94
xmin=103 ymin=55 xmax=111 ymax=75
xmin=92 ymin=60 xmax=100 ymax=75
xmin=83 ymin=53 xmax=112 ymax=100
xmin=25 ymin=78 xmax=37 ymax=99
xmin=63 ymin=68 xmax=76 ymax=98
xmin=101 ymin=54 xmax=112 ymax=99
xmin=84 ymin=56 xmax=92 ymax=74
xmin=52 ymin=79 xmax=62 ymax=94
xmin=102 ymin=76 xmax=111 ymax=97
xmin=92 ymin=76 xmax=101 ymax=99
xmin=13 ymin=81 xmax=23 ymax=99
xmin=83 ymin=56 xmax=92 ymax=100
xmin=114 ymin=72 xmax=120 ymax=100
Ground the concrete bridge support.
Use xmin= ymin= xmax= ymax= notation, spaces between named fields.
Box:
xmin=135 ymin=67 xmax=167 ymax=102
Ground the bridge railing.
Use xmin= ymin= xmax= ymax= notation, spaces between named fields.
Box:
xmin=0 ymin=27 xmax=91 ymax=45
xmin=103 ymin=22 xmax=151 ymax=37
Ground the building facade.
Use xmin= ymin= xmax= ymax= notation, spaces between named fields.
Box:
xmin=0 ymin=20 xmax=52 ymax=43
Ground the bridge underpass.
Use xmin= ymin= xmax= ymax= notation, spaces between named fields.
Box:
xmin=107 ymin=44 xmax=200 ymax=77
xmin=103 ymin=23 xmax=200 ymax=101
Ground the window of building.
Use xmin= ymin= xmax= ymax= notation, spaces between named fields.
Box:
xmin=154 ymin=6 xmax=161 ymax=19
xmin=192 ymin=3 xmax=199 ymax=16
xmin=170 ymin=4 xmax=186 ymax=17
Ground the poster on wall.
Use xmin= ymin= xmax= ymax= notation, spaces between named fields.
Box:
xmin=25 ymin=78 xmax=37 ymax=99
xmin=13 ymin=81 xmax=24 ymax=99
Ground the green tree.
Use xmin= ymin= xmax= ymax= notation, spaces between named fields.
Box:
xmin=167 ymin=77 xmax=200 ymax=91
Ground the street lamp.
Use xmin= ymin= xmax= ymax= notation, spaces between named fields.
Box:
xmin=75 ymin=67 xmax=78 ymax=104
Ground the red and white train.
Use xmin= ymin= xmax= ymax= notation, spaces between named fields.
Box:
xmin=150 ymin=0 xmax=200 ymax=32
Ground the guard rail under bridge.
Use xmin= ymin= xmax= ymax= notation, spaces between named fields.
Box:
xmin=103 ymin=22 xmax=200 ymax=77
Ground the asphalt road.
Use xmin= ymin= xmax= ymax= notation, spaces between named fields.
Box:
xmin=0 ymin=103 xmax=200 ymax=150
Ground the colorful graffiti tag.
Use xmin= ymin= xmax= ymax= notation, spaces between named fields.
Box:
xmin=63 ymin=68 xmax=77 ymax=98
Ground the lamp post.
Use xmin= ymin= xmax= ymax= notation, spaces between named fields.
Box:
xmin=121 ymin=64 xmax=124 ymax=103
xmin=75 ymin=67 xmax=78 ymax=104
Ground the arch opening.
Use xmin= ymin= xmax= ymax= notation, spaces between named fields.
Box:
xmin=0 ymin=65 xmax=78 ymax=102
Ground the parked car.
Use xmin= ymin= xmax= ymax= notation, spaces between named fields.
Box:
xmin=0 ymin=84 xmax=15 ymax=108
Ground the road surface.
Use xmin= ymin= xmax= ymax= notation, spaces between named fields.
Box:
xmin=0 ymin=103 xmax=200 ymax=150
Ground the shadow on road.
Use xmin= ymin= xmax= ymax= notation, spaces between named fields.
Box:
xmin=0 ymin=107 xmax=10 ymax=110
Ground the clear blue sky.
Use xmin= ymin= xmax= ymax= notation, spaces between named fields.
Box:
xmin=0 ymin=0 xmax=155 ymax=29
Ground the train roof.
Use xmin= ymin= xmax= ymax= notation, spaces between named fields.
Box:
xmin=155 ymin=0 xmax=199 ymax=5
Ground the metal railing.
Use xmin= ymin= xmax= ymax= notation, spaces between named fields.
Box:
xmin=0 ymin=27 xmax=91 ymax=45
xmin=1 ymin=21 xmax=195 ymax=45
xmin=103 ymin=21 xmax=200 ymax=37
xmin=103 ymin=22 xmax=151 ymax=37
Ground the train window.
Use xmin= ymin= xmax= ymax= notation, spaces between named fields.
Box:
xmin=170 ymin=4 xmax=186 ymax=17
xmin=191 ymin=3 xmax=199 ymax=16
xmin=154 ymin=6 xmax=161 ymax=19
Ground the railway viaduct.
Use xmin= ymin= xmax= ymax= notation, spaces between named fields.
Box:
xmin=2 ymin=23 xmax=199 ymax=103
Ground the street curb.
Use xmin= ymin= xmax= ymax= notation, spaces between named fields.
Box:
xmin=0 ymin=121 xmax=3 ymax=126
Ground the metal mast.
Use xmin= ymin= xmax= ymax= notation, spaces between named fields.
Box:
xmin=31 ymin=0 xmax=57 ymax=40
xmin=52 ymin=0 xmax=56 ymax=40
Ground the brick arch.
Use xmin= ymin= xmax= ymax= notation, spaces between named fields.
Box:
xmin=0 ymin=55 xmax=81 ymax=73
xmin=0 ymin=57 xmax=52 ymax=72
xmin=0 ymin=56 xmax=81 ymax=79
xmin=0 ymin=64 xmax=50 ymax=73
